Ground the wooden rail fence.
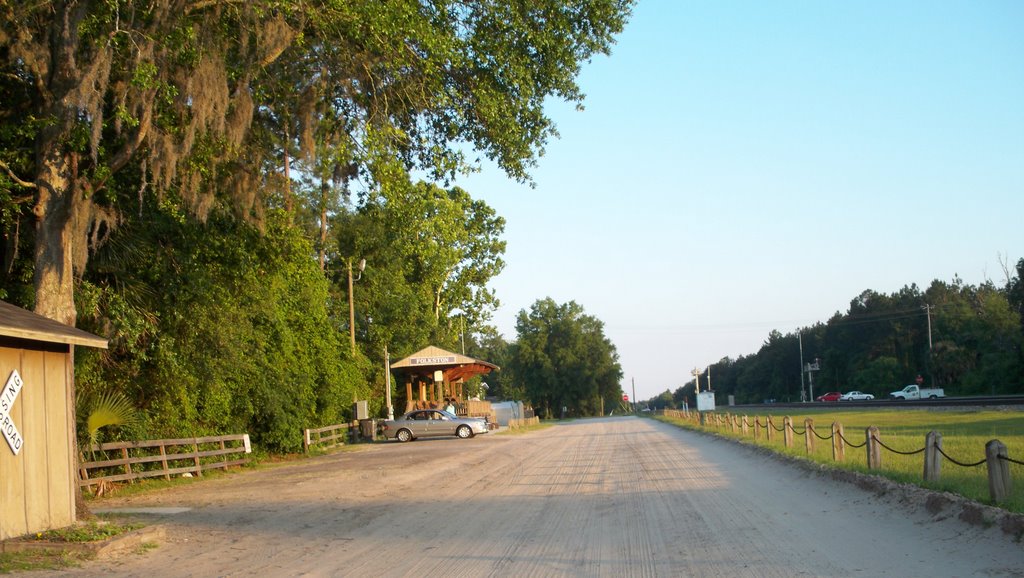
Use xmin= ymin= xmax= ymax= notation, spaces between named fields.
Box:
xmin=659 ymin=409 xmax=1021 ymax=504
xmin=78 ymin=434 xmax=251 ymax=493
xmin=303 ymin=423 xmax=351 ymax=452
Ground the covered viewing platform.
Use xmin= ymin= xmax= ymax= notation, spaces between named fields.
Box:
xmin=390 ymin=345 xmax=498 ymax=419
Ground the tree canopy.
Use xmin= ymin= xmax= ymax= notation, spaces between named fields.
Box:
xmin=510 ymin=298 xmax=623 ymax=418
xmin=0 ymin=0 xmax=633 ymax=324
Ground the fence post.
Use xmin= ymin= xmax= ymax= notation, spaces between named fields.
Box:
xmin=924 ymin=430 xmax=942 ymax=483
xmin=753 ymin=417 xmax=761 ymax=441
xmin=867 ymin=426 xmax=881 ymax=470
xmin=765 ymin=416 xmax=773 ymax=442
xmin=731 ymin=414 xmax=737 ymax=434
xmin=783 ymin=416 xmax=793 ymax=448
xmin=804 ymin=418 xmax=814 ymax=455
xmin=303 ymin=428 xmax=311 ymax=453
xmin=986 ymin=440 xmax=1011 ymax=503
xmin=193 ymin=439 xmax=203 ymax=476
xmin=742 ymin=415 xmax=749 ymax=437
xmin=832 ymin=422 xmax=845 ymax=462
xmin=121 ymin=447 xmax=133 ymax=482
xmin=159 ymin=444 xmax=170 ymax=481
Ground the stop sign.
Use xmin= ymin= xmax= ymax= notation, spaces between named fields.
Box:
xmin=622 ymin=394 xmax=629 ymax=401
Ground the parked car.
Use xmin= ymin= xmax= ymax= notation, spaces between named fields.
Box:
xmin=839 ymin=391 xmax=874 ymax=401
xmin=815 ymin=391 xmax=843 ymax=402
xmin=381 ymin=409 xmax=489 ymax=442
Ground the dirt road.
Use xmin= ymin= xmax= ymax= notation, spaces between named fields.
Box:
xmin=36 ymin=416 xmax=1024 ymax=577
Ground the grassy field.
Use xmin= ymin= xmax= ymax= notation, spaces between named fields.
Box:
xmin=656 ymin=406 xmax=1024 ymax=513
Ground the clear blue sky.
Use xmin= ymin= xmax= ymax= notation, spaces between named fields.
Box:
xmin=452 ymin=0 xmax=1024 ymax=402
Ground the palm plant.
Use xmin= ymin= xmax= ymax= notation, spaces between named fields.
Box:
xmin=78 ymin=391 xmax=138 ymax=455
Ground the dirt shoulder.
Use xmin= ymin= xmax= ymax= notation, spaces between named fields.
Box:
xmin=26 ymin=417 xmax=1024 ymax=577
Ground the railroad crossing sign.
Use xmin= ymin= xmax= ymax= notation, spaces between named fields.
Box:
xmin=1 ymin=369 xmax=24 ymax=455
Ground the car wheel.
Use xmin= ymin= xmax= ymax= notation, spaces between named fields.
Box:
xmin=396 ymin=429 xmax=413 ymax=442
xmin=456 ymin=425 xmax=473 ymax=439
xmin=929 ymin=395 xmax=938 ymax=399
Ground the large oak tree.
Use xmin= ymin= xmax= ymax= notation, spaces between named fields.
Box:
xmin=0 ymin=0 xmax=633 ymax=324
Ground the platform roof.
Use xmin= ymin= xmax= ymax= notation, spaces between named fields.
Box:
xmin=390 ymin=345 xmax=497 ymax=382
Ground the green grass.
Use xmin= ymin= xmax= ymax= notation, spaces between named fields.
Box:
xmin=0 ymin=549 xmax=90 ymax=573
xmin=30 ymin=518 xmax=143 ymax=543
xmin=656 ymin=407 xmax=1024 ymax=513
xmin=0 ymin=515 xmax=144 ymax=574
xmin=497 ymin=422 xmax=554 ymax=436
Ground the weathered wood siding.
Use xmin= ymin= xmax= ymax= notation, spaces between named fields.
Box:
xmin=0 ymin=342 xmax=76 ymax=540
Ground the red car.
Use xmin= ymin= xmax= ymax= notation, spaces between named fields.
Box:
xmin=815 ymin=391 xmax=842 ymax=402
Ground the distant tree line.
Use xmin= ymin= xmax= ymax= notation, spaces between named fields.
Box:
xmin=642 ymin=263 xmax=1024 ymax=409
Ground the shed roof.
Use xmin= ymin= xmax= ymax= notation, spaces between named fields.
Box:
xmin=0 ymin=301 xmax=108 ymax=348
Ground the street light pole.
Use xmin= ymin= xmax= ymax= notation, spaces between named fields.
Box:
xmin=348 ymin=258 xmax=366 ymax=355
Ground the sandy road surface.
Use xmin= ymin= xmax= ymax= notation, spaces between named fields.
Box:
xmin=33 ymin=416 xmax=1024 ymax=577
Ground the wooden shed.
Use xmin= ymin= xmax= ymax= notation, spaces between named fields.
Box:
xmin=0 ymin=301 xmax=107 ymax=540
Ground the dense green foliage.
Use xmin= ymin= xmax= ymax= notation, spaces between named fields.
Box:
xmin=645 ymin=266 xmax=1024 ymax=409
xmin=510 ymin=298 xmax=623 ymax=418
xmin=73 ymin=208 xmax=358 ymax=452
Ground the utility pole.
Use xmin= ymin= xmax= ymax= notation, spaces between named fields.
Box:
xmin=922 ymin=304 xmax=933 ymax=351
xmin=347 ymin=258 xmax=366 ymax=355
xmin=385 ymin=345 xmax=393 ymax=420
xmin=922 ymin=303 xmax=934 ymax=387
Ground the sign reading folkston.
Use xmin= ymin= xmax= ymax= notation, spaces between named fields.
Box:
xmin=1 ymin=369 xmax=24 ymax=455
xmin=410 ymin=356 xmax=457 ymax=365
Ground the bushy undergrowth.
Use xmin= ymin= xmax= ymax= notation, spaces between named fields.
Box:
xmin=74 ymin=208 xmax=364 ymax=453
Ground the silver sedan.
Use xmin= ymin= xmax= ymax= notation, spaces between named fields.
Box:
xmin=382 ymin=409 xmax=489 ymax=442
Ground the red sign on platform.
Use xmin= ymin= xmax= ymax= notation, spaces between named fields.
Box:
xmin=622 ymin=394 xmax=629 ymax=401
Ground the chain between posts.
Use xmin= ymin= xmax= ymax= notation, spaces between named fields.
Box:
xmin=811 ymin=427 xmax=833 ymax=441
xmin=1001 ymin=455 xmax=1024 ymax=466
xmin=838 ymin=431 xmax=868 ymax=449
xmin=870 ymin=435 xmax=926 ymax=456
xmin=932 ymin=445 xmax=987 ymax=468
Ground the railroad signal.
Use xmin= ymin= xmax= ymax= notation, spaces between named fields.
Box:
xmin=622 ymin=394 xmax=629 ymax=401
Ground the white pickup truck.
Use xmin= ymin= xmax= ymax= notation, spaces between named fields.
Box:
xmin=889 ymin=384 xmax=945 ymax=400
